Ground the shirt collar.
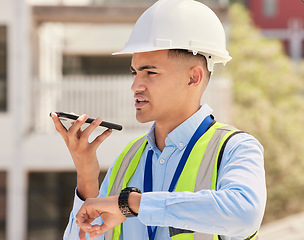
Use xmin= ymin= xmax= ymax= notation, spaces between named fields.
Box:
xmin=146 ymin=104 xmax=213 ymax=152
xmin=146 ymin=122 xmax=158 ymax=152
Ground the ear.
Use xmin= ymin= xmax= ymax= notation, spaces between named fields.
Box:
xmin=188 ymin=65 xmax=204 ymax=86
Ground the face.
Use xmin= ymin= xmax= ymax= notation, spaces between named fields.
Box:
xmin=130 ymin=50 xmax=194 ymax=125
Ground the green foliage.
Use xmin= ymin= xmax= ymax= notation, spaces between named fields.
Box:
xmin=227 ymin=3 xmax=304 ymax=223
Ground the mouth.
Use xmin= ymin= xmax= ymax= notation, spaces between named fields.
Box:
xmin=134 ymin=97 xmax=149 ymax=108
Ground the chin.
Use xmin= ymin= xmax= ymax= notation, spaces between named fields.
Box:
xmin=136 ymin=112 xmax=153 ymax=124
xmin=136 ymin=117 xmax=150 ymax=124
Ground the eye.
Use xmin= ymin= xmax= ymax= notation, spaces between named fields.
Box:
xmin=147 ymin=71 xmax=157 ymax=75
xmin=130 ymin=71 xmax=137 ymax=76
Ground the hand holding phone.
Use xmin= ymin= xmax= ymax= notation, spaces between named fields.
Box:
xmin=50 ymin=112 xmax=123 ymax=131
xmin=50 ymin=111 xmax=119 ymax=199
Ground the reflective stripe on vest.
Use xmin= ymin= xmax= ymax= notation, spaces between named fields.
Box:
xmin=105 ymin=122 xmax=258 ymax=240
xmin=104 ymin=134 xmax=147 ymax=240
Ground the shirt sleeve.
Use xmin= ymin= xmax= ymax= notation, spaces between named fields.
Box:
xmin=63 ymin=164 xmax=114 ymax=240
xmin=137 ymin=133 xmax=266 ymax=239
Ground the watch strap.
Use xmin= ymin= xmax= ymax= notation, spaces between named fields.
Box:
xmin=118 ymin=187 xmax=141 ymax=217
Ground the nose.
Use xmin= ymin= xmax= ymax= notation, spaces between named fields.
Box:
xmin=131 ymin=74 xmax=146 ymax=93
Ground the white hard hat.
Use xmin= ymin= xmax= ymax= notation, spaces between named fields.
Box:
xmin=113 ymin=0 xmax=231 ymax=72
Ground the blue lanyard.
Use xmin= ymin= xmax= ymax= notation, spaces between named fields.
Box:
xmin=143 ymin=115 xmax=214 ymax=240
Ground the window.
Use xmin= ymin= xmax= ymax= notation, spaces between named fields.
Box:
xmin=0 ymin=171 xmax=6 ymax=240
xmin=62 ymin=55 xmax=132 ymax=75
xmin=0 ymin=26 xmax=8 ymax=111
xmin=263 ymin=0 xmax=278 ymax=17
xmin=27 ymin=171 xmax=106 ymax=240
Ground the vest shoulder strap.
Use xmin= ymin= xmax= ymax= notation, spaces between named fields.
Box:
xmin=106 ymin=134 xmax=147 ymax=197
xmin=216 ymin=130 xmax=245 ymax=187
xmin=211 ymin=126 xmax=244 ymax=191
xmin=105 ymin=134 xmax=147 ymax=240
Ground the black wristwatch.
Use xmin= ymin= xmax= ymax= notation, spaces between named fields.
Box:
xmin=118 ymin=187 xmax=141 ymax=217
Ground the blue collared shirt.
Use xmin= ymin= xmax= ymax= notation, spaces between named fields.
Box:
xmin=64 ymin=104 xmax=266 ymax=240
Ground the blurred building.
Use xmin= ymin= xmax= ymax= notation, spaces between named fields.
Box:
xmin=259 ymin=211 xmax=304 ymax=240
xmin=0 ymin=0 xmax=232 ymax=239
xmin=245 ymin=0 xmax=304 ymax=61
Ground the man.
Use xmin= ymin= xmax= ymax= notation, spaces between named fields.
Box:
xmin=51 ymin=0 xmax=266 ymax=239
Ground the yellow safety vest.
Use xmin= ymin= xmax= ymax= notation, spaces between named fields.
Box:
xmin=104 ymin=122 xmax=258 ymax=240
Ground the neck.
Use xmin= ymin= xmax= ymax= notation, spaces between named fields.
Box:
xmin=154 ymin=124 xmax=170 ymax=152
xmin=154 ymin=105 xmax=200 ymax=152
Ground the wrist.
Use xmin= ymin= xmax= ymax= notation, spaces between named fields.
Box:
xmin=129 ymin=192 xmax=141 ymax=215
xmin=118 ymin=187 xmax=141 ymax=217
xmin=77 ymin=176 xmax=99 ymax=200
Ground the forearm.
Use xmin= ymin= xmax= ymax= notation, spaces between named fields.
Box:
xmin=73 ymin=153 xmax=101 ymax=199
xmin=77 ymin=175 xmax=100 ymax=200
xmin=138 ymin=189 xmax=265 ymax=238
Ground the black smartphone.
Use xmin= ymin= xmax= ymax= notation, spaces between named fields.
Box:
xmin=50 ymin=112 xmax=123 ymax=131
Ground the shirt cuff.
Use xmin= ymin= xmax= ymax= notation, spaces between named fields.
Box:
xmin=72 ymin=187 xmax=85 ymax=218
xmin=137 ymin=191 xmax=171 ymax=226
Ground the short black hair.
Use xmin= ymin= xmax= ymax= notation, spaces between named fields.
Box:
xmin=168 ymin=49 xmax=211 ymax=79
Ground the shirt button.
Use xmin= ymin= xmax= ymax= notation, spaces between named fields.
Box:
xmin=179 ymin=142 xmax=184 ymax=147
xmin=160 ymin=159 xmax=165 ymax=164
xmin=184 ymin=224 xmax=189 ymax=228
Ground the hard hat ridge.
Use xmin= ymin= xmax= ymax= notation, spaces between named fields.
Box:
xmin=113 ymin=0 xmax=231 ymax=72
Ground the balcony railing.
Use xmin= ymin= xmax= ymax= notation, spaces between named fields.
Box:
xmin=32 ymin=75 xmax=232 ymax=133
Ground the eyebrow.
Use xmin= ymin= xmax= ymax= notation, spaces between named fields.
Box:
xmin=130 ymin=65 xmax=157 ymax=72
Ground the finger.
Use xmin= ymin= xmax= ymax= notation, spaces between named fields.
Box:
xmin=79 ymin=228 xmax=86 ymax=240
xmin=68 ymin=114 xmax=88 ymax=137
xmin=76 ymin=209 xmax=92 ymax=230
xmin=80 ymin=117 xmax=103 ymax=140
xmin=90 ymin=129 xmax=112 ymax=151
xmin=51 ymin=112 xmax=68 ymax=142
xmin=77 ymin=222 xmax=101 ymax=240
xmin=98 ymin=223 xmax=112 ymax=236
xmin=84 ymin=225 xmax=102 ymax=239
xmin=76 ymin=212 xmax=94 ymax=228
xmin=75 ymin=127 xmax=82 ymax=139
xmin=70 ymin=121 xmax=82 ymax=139
xmin=76 ymin=218 xmax=92 ymax=229
xmin=89 ymin=230 xmax=102 ymax=239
